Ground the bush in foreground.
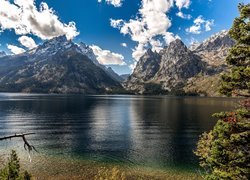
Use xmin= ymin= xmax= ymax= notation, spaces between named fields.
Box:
xmin=195 ymin=108 xmax=250 ymax=179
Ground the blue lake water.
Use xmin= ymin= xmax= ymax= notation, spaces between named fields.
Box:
xmin=0 ymin=93 xmax=238 ymax=171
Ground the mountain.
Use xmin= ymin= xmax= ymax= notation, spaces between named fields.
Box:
xmin=125 ymin=30 xmax=235 ymax=96
xmin=184 ymin=30 xmax=235 ymax=96
xmin=120 ymin=74 xmax=130 ymax=81
xmin=0 ymin=51 xmax=6 ymax=58
xmin=0 ymin=36 xmax=122 ymax=94
xmin=190 ymin=30 xmax=235 ymax=67
xmin=125 ymin=49 xmax=161 ymax=93
xmin=77 ymin=42 xmax=123 ymax=82
xmin=153 ymin=39 xmax=204 ymax=90
xmin=125 ymin=39 xmax=205 ymax=94
xmin=105 ymin=67 xmax=124 ymax=82
xmin=78 ymin=42 xmax=99 ymax=65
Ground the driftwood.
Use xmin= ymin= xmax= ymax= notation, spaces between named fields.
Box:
xmin=0 ymin=133 xmax=37 ymax=152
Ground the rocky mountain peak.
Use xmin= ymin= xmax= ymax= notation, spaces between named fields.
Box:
xmin=145 ymin=48 xmax=154 ymax=55
xmin=155 ymin=39 xmax=204 ymax=84
xmin=126 ymin=48 xmax=161 ymax=85
xmin=169 ymin=38 xmax=185 ymax=47
xmin=0 ymin=35 xmax=122 ymax=94
xmin=140 ymin=48 xmax=158 ymax=60
xmin=164 ymin=39 xmax=189 ymax=56
xmin=48 ymin=35 xmax=68 ymax=44
xmin=0 ymin=51 xmax=6 ymax=58
xmin=126 ymin=38 xmax=205 ymax=94
xmin=192 ymin=30 xmax=235 ymax=52
xmin=77 ymin=42 xmax=99 ymax=64
xmin=191 ymin=30 xmax=235 ymax=67
xmin=27 ymin=35 xmax=75 ymax=60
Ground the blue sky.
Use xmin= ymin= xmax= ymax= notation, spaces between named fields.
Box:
xmin=0 ymin=0 xmax=248 ymax=74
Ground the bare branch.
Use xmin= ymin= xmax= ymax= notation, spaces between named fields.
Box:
xmin=0 ymin=133 xmax=37 ymax=152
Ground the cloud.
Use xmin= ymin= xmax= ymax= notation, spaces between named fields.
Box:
xmin=129 ymin=62 xmax=137 ymax=70
xmin=110 ymin=0 xmax=179 ymax=61
xmin=121 ymin=43 xmax=127 ymax=47
xmin=7 ymin=44 xmax=25 ymax=54
xmin=186 ymin=15 xmax=214 ymax=34
xmin=98 ymin=0 xmax=123 ymax=7
xmin=18 ymin=36 xmax=37 ymax=49
xmin=90 ymin=45 xmax=126 ymax=65
xmin=175 ymin=0 xmax=191 ymax=9
xmin=0 ymin=0 xmax=79 ymax=40
xmin=176 ymin=11 xmax=192 ymax=19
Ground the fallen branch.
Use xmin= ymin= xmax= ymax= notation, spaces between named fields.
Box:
xmin=0 ymin=133 xmax=37 ymax=152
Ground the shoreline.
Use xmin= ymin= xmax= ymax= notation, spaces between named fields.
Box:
xmin=1 ymin=151 xmax=202 ymax=180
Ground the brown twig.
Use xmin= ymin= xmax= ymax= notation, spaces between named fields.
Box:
xmin=0 ymin=133 xmax=37 ymax=152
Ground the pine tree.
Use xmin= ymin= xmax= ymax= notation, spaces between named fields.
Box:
xmin=220 ymin=3 xmax=250 ymax=97
xmin=195 ymin=3 xmax=250 ymax=179
xmin=0 ymin=150 xmax=32 ymax=180
xmin=8 ymin=150 xmax=21 ymax=180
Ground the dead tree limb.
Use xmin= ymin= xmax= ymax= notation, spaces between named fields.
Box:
xmin=0 ymin=133 xmax=37 ymax=152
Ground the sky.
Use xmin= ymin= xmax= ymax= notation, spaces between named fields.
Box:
xmin=0 ymin=0 xmax=248 ymax=74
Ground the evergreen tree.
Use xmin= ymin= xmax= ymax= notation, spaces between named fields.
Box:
xmin=195 ymin=3 xmax=250 ymax=180
xmin=8 ymin=150 xmax=21 ymax=180
xmin=220 ymin=3 xmax=250 ymax=97
xmin=0 ymin=150 xmax=32 ymax=180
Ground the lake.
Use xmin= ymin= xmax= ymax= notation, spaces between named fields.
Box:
xmin=0 ymin=93 xmax=238 ymax=172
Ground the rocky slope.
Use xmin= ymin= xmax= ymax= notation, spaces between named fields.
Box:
xmin=0 ymin=51 xmax=6 ymax=58
xmin=0 ymin=36 xmax=121 ymax=94
xmin=125 ymin=39 xmax=205 ymax=94
xmin=126 ymin=49 xmax=161 ymax=93
xmin=184 ymin=30 xmax=235 ymax=96
xmin=77 ymin=42 xmax=123 ymax=82
xmin=191 ymin=30 xmax=235 ymax=67
xmin=125 ymin=30 xmax=235 ymax=96
xmin=153 ymin=39 xmax=205 ymax=90
xmin=120 ymin=74 xmax=130 ymax=81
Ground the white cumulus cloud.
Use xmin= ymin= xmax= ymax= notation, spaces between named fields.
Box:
xmin=186 ymin=15 xmax=214 ymax=34
xmin=98 ymin=0 xmax=123 ymax=7
xmin=110 ymin=0 xmax=179 ymax=61
xmin=175 ymin=0 xmax=191 ymax=9
xmin=176 ymin=11 xmax=192 ymax=19
xmin=121 ymin=43 xmax=127 ymax=47
xmin=0 ymin=0 xmax=79 ymax=40
xmin=18 ymin=36 xmax=37 ymax=49
xmin=7 ymin=44 xmax=25 ymax=54
xmin=90 ymin=45 xmax=126 ymax=65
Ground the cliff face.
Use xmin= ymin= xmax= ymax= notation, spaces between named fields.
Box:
xmin=153 ymin=39 xmax=204 ymax=91
xmin=125 ymin=49 xmax=161 ymax=93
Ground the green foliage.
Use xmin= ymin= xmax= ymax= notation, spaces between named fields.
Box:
xmin=220 ymin=3 xmax=250 ymax=97
xmin=195 ymin=3 xmax=250 ymax=179
xmin=0 ymin=150 xmax=32 ymax=180
xmin=23 ymin=171 xmax=32 ymax=180
xmin=195 ymin=114 xmax=250 ymax=179
xmin=143 ymin=83 xmax=167 ymax=95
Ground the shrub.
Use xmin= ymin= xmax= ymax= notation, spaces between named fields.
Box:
xmin=0 ymin=150 xmax=32 ymax=180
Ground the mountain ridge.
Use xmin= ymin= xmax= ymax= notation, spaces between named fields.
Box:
xmin=0 ymin=36 xmax=122 ymax=94
xmin=125 ymin=30 xmax=235 ymax=96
